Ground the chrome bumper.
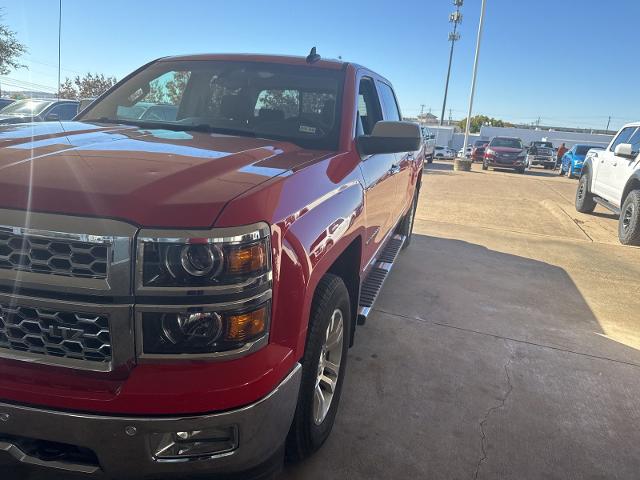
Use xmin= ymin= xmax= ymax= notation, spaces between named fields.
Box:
xmin=0 ymin=363 xmax=301 ymax=479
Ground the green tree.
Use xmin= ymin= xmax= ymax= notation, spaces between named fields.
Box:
xmin=59 ymin=73 xmax=117 ymax=100
xmin=459 ymin=115 xmax=510 ymax=133
xmin=0 ymin=10 xmax=27 ymax=77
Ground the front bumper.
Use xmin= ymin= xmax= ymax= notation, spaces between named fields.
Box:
xmin=486 ymin=158 xmax=526 ymax=169
xmin=527 ymin=155 xmax=555 ymax=166
xmin=0 ymin=363 xmax=301 ymax=479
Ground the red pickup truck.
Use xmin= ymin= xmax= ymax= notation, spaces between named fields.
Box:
xmin=0 ymin=53 xmax=422 ymax=479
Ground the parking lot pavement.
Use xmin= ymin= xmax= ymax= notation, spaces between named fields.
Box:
xmin=283 ymin=161 xmax=640 ymax=480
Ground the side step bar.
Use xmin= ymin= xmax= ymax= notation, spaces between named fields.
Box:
xmin=594 ymin=196 xmax=621 ymax=215
xmin=357 ymin=234 xmax=405 ymax=325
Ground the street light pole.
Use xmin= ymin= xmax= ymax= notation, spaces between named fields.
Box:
xmin=462 ymin=0 xmax=487 ymax=161
xmin=440 ymin=0 xmax=463 ymax=126
xmin=57 ymin=0 xmax=62 ymax=100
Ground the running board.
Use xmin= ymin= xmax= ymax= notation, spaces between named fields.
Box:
xmin=357 ymin=234 xmax=405 ymax=325
xmin=594 ymin=196 xmax=621 ymax=215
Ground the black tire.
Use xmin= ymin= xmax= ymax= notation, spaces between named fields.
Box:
xmin=575 ymin=173 xmax=596 ymax=213
xmin=482 ymin=160 xmax=488 ymax=170
xmin=427 ymin=155 xmax=433 ymax=164
xmin=286 ymin=274 xmax=350 ymax=462
xmin=517 ymin=167 xmax=526 ymax=174
xmin=618 ymin=190 xmax=640 ymax=246
xmin=400 ymin=189 xmax=418 ymax=249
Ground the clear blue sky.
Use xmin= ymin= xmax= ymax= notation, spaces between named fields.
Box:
xmin=1 ymin=0 xmax=637 ymax=130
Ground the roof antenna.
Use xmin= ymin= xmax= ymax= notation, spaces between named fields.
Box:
xmin=306 ymin=47 xmax=321 ymax=64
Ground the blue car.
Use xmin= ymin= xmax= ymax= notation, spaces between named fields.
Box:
xmin=559 ymin=144 xmax=604 ymax=179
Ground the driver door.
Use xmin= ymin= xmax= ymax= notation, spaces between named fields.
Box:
xmin=357 ymin=76 xmax=398 ymax=265
xmin=595 ymin=126 xmax=635 ymax=202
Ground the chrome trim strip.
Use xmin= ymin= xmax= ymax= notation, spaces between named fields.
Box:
xmin=135 ymin=222 xmax=272 ymax=297
xmin=135 ymin=290 xmax=271 ymax=361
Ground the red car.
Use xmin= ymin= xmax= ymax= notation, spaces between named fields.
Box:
xmin=0 ymin=52 xmax=422 ymax=479
xmin=482 ymin=136 xmax=528 ymax=174
xmin=471 ymin=139 xmax=489 ymax=162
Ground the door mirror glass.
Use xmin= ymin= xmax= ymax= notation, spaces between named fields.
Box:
xmin=614 ymin=143 xmax=636 ymax=159
xmin=357 ymin=121 xmax=421 ymax=156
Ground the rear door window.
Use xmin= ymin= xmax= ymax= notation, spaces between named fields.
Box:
xmin=376 ymin=81 xmax=401 ymax=121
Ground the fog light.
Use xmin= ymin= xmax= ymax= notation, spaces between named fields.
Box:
xmin=151 ymin=426 xmax=239 ymax=460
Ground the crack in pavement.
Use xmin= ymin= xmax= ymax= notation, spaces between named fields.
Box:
xmin=473 ymin=347 xmax=514 ymax=480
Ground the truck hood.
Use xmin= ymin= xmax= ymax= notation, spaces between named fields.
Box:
xmin=0 ymin=121 xmax=329 ymax=227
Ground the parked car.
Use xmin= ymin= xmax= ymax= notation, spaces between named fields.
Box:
xmin=0 ymin=98 xmax=79 ymax=124
xmin=435 ymin=145 xmax=456 ymax=158
xmin=0 ymin=52 xmax=423 ymax=478
xmin=526 ymin=140 xmax=556 ymax=169
xmin=575 ymin=122 xmax=640 ymax=245
xmin=420 ymin=125 xmax=436 ymax=163
xmin=471 ymin=139 xmax=489 ymax=162
xmin=560 ymin=144 xmax=604 ymax=179
xmin=482 ymin=136 xmax=527 ymax=173
xmin=78 ymin=97 xmax=97 ymax=113
xmin=0 ymin=98 xmax=14 ymax=110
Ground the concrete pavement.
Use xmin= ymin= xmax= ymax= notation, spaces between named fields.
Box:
xmin=282 ymin=161 xmax=640 ymax=480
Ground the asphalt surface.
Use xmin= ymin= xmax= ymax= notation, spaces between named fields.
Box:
xmin=282 ymin=161 xmax=640 ymax=480
xmin=6 ymin=161 xmax=640 ymax=479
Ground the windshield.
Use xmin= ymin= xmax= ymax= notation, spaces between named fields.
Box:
xmin=80 ymin=60 xmax=345 ymax=150
xmin=491 ymin=137 xmax=523 ymax=149
xmin=576 ymin=145 xmax=601 ymax=155
xmin=533 ymin=141 xmax=553 ymax=148
xmin=0 ymin=99 xmax=52 ymax=115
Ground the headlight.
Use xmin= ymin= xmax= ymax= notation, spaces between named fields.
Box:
xmin=135 ymin=223 xmax=272 ymax=358
xmin=137 ymin=225 xmax=270 ymax=289
xmin=485 ymin=148 xmax=496 ymax=156
xmin=140 ymin=302 xmax=270 ymax=355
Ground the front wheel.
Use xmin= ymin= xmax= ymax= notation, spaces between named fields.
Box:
xmin=619 ymin=190 xmax=640 ymax=246
xmin=482 ymin=159 xmax=488 ymax=170
xmin=286 ymin=274 xmax=350 ymax=462
xmin=575 ymin=173 xmax=596 ymax=213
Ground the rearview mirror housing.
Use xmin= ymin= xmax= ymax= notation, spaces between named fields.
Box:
xmin=357 ymin=121 xmax=421 ymax=156
xmin=614 ymin=143 xmax=636 ymax=159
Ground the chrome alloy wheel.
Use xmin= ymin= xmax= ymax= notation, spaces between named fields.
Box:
xmin=622 ymin=203 xmax=635 ymax=233
xmin=313 ymin=308 xmax=344 ymax=425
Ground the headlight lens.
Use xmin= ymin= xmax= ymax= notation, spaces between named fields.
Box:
xmin=139 ymin=236 xmax=270 ymax=288
xmin=142 ymin=303 xmax=270 ymax=355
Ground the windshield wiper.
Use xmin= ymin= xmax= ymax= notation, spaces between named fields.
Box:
xmin=85 ymin=118 xmax=256 ymax=138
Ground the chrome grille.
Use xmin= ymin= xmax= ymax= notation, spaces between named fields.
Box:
xmin=0 ymin=302 xmax=112 ymax=363
xmin=0 ymin=228 xmax=108 ymax=279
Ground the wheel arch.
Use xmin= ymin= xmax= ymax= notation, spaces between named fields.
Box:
xmin=622 ymin=173 xmax=640 ymax=205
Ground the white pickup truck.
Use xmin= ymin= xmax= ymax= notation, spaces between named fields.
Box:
xmin=575 ymin=122 xmax=640 ymax=245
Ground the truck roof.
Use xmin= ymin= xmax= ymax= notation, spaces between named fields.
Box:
xmin=159 ymin=53 xmax=348 ymax=70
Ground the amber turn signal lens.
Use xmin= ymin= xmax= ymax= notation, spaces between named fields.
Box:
xmin=226 ymin=243 xmax=267 ymax=275
xmin=225 ymin=305 xmax=268 ymax=342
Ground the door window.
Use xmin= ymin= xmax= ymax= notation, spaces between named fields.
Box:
xmin=47 ymin=103 xmax=78 ymax=120
xmin=610 ymin=127 xmax=636 ymax=152
xmin=357 ymin=78 xmax=382 ymax=136
xmin=376 ymin=81 xmax=401 ymax=121
xmin=625 ymin=128 xmax=640 ymax=157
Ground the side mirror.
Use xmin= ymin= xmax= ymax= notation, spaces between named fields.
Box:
xmin=45 ymin=113 xmax=59 ymax=121
xmin=614 ymin=143 xmax=636 ymax=159
xmin=357 ymin=121 xmax=421 ymax=156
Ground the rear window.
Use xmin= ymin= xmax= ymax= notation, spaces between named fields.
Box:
xmin=575 ymin=145 xmax=600 ymax=155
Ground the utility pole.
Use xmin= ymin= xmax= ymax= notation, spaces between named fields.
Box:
xmin=461 ymin=0 xmax=487 ymax=166
xmin=440 ymin=0 xmax=464 ymax=126
xmin=420 ymin=104 xmax=425 ymax=123
xmin=606 ymin=116 xmax=611 ymax=132
xmin=57 ymin=0 xmax=62 ymax=100
xmin=449 ymin=108 xmax=453 ymax=125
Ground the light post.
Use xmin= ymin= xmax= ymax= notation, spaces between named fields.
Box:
xmin=440 ymin=0 xmax=463 ymax=126
xmin=456 ymin=0 xmax=487 ymax=172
